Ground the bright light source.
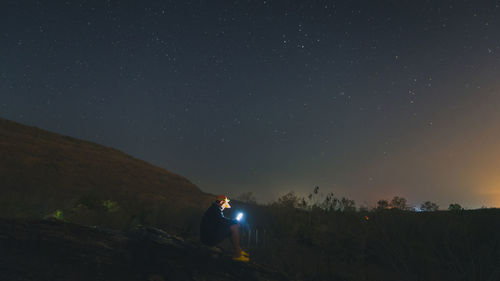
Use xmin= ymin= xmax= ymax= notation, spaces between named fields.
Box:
xmin=236 ymin=212 xmax=243 ymax=221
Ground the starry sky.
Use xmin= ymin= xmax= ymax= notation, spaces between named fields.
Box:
xmin=2 ymin=1 xmax=500 ymax=208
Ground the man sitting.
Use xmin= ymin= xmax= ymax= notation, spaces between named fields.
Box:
xmin=200 ymin=195 xmax=249 ymax=262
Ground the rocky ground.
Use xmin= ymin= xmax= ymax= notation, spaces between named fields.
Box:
xmin=0 ymin=218 xmax=287 ymax=281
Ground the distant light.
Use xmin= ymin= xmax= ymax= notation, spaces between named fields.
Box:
xmin=236 ymin=212 xmax=243 ymax=221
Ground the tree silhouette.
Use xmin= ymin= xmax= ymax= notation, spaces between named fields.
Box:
xmin=390 ymin=196 xmax=408 ymax=210
xmin=338 ymin=197 xmax=356 ymax=212
xmin=448 ymin=203 xmax=463 ymax=211
xmin=420 ymin=201 xmax=439 ymax=212
xmin=236 ymin=192 xmax=257 ymax=204
xmin=276 ymin=192 xmax=300 ymax=208
xmin=376 ymin=199 xmax=390 ymax=210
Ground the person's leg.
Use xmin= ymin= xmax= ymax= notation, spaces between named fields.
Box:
xmin=230 ymin=224 xmax=242 ymax=257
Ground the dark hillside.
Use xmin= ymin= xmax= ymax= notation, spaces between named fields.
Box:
xmin=0 ymin=218 xmax=287 ymax=281
xmin=0 ymin=118 xmax=213 ymax=232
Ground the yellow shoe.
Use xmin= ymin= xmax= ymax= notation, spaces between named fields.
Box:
xmin=241 ymin=250 xmax=249 ymax=257
xmin=232 ymin=255 xmax=250 ymax=262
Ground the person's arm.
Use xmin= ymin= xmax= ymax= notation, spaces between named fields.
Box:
xmin=217 ymin=210 xmax=238 ymax=226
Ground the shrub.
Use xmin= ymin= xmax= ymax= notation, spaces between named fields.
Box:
xmin=102 ymin=200 xmax=120 ymax=212
xmin=51 ymin=209 xmax=64 ymax=220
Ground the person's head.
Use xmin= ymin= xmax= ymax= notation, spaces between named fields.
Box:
xmin=216 ymin=195 xmax=231 ymax=210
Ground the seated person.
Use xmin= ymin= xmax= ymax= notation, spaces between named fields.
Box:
xmin=200 ymin=195 xmax=249 ymax=262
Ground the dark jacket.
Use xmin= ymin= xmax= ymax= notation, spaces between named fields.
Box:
xmin=200 ymin=202 xmax=237 ymax=246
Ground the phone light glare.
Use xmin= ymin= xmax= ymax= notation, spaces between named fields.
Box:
xmin=236 ymin=212 xmax=243 ymax=221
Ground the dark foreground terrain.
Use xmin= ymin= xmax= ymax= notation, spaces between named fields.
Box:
xmin=0 ymin=218 xmax=287 ymax=281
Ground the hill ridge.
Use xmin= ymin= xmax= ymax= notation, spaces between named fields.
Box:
xmin=0 ymin=117 xmax=213 ymax=232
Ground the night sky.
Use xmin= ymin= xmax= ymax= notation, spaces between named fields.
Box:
xmin=2 ymin=1 xmax=500 ymax=208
